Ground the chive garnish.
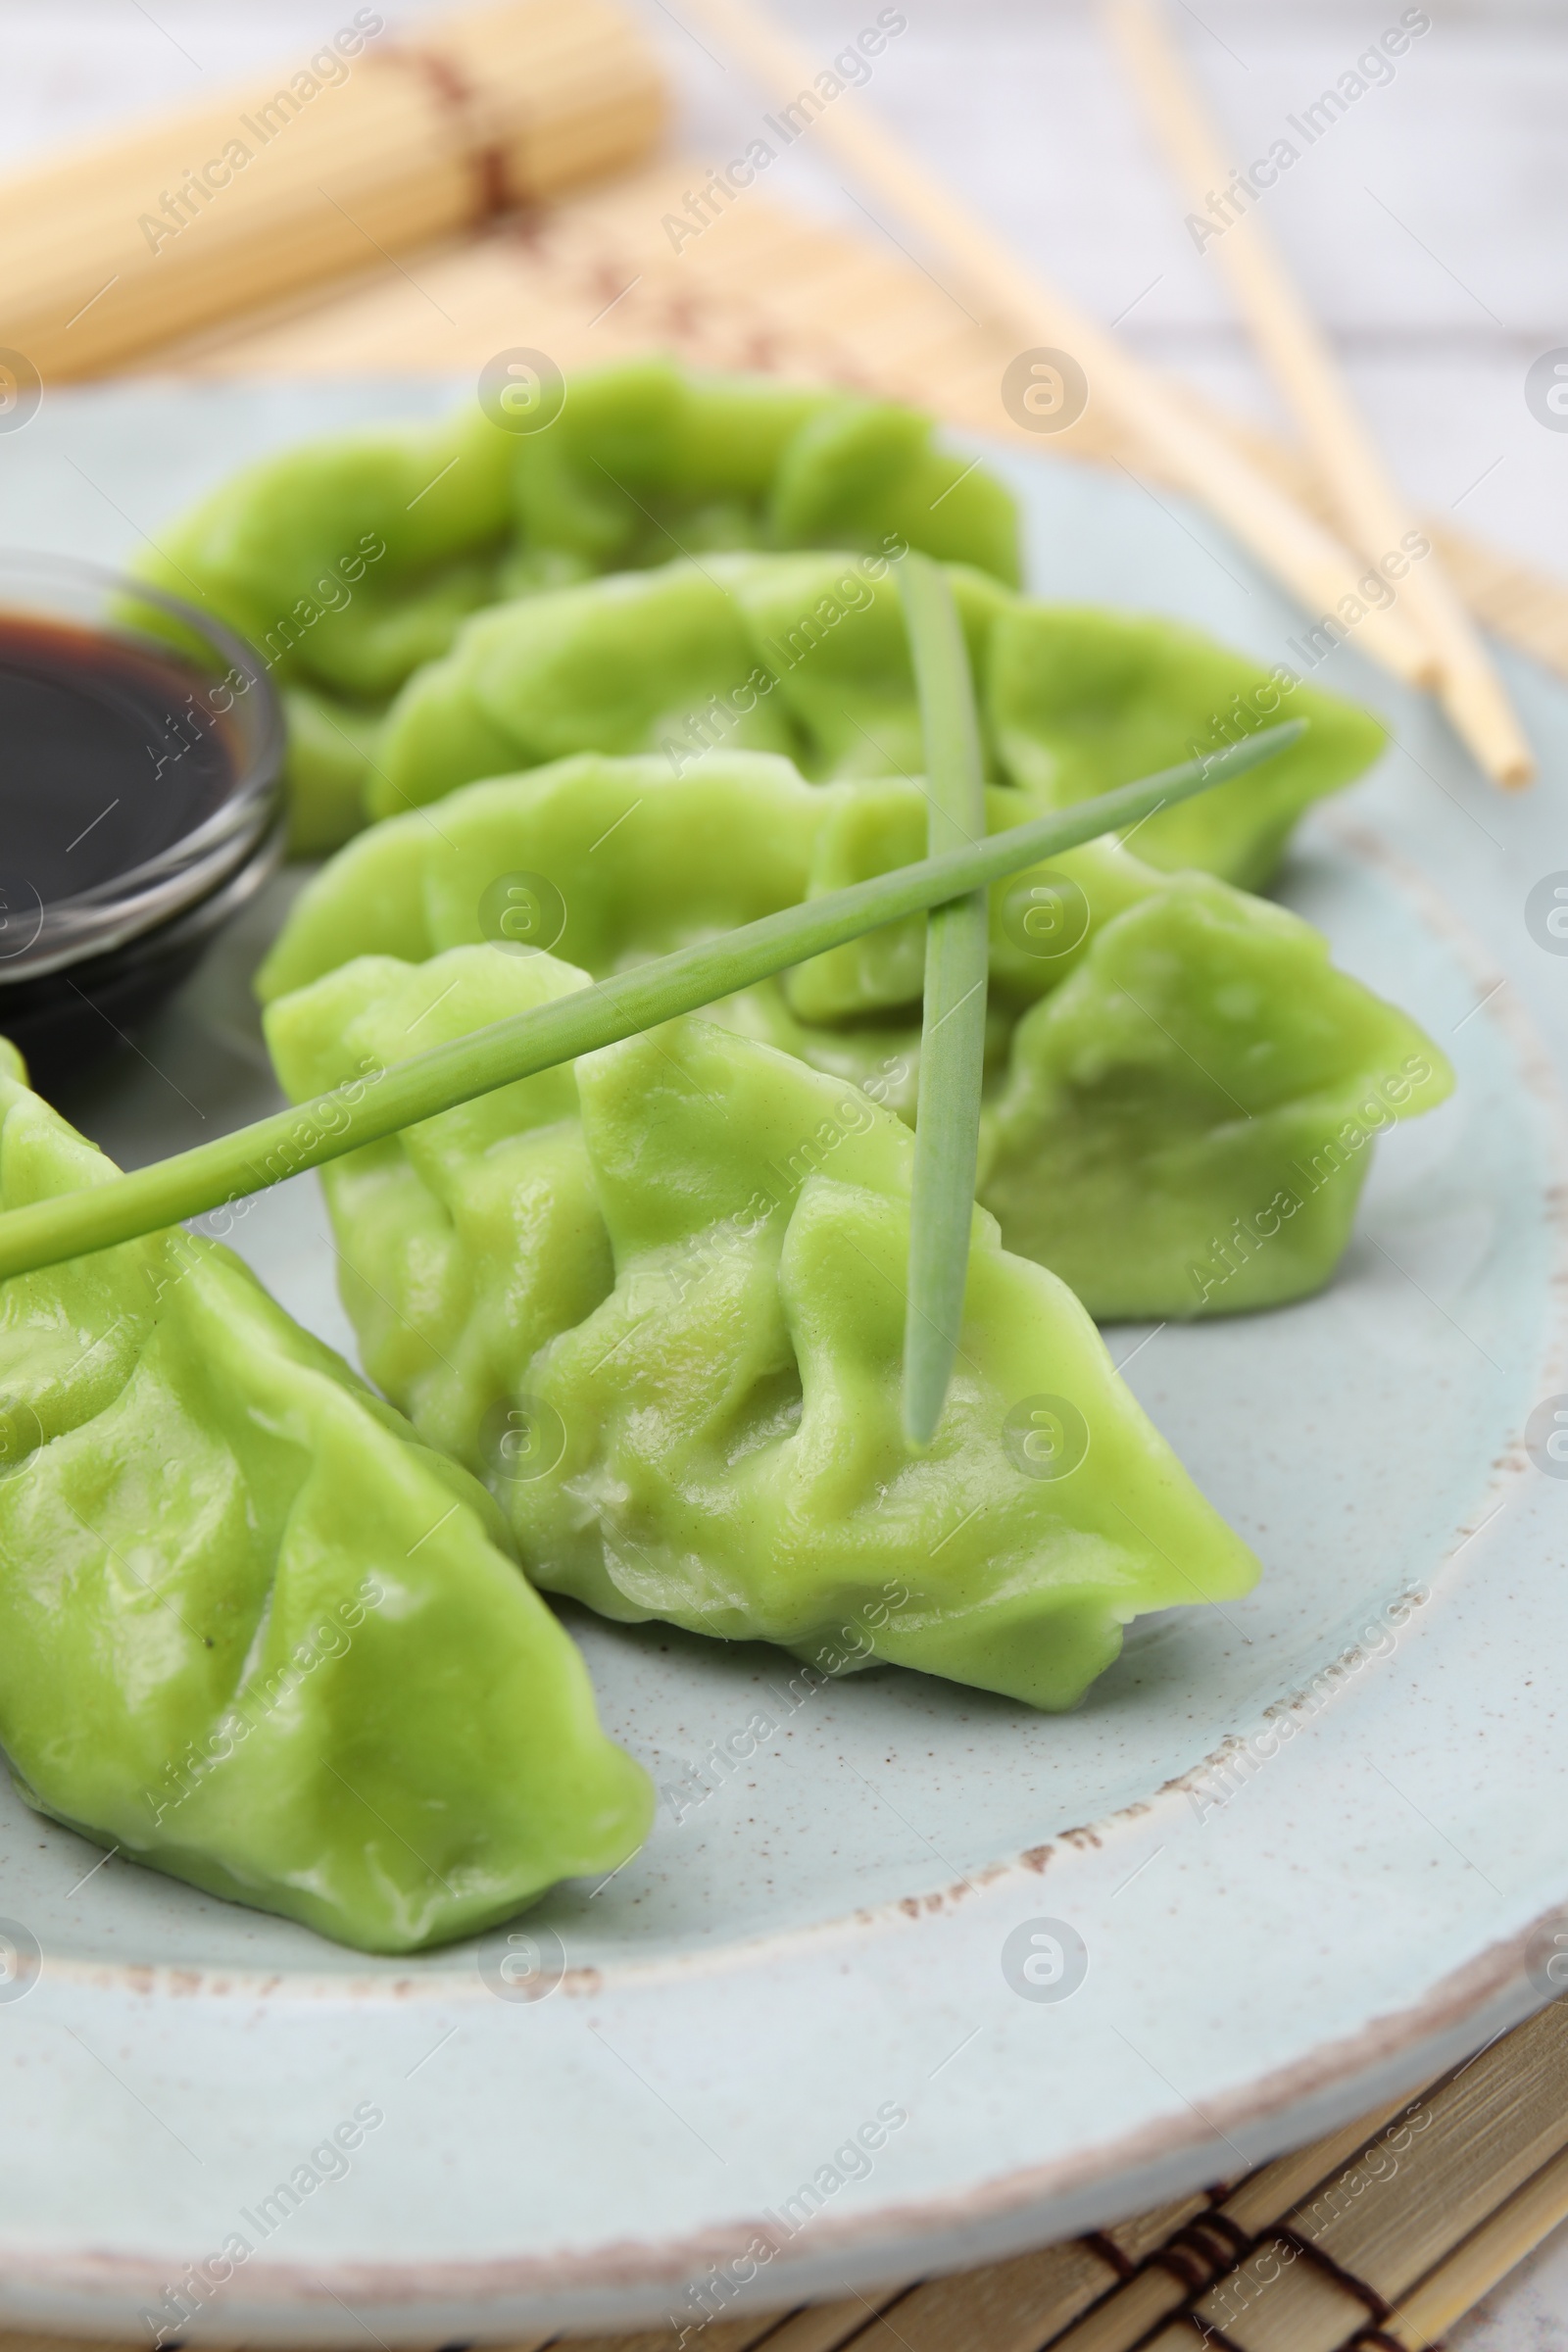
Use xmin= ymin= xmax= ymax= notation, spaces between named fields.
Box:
xmin=901 ymin=553 xmax=989 ymax=1447
xmin=0 ymin=722 xmax=1303 ymax=1282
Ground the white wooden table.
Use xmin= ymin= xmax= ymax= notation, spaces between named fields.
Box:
xmin=3 ymin=1 xmax=1566 ymax=2341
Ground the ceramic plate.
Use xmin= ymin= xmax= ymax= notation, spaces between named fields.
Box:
xmin=1 ymin=386 xmax=1565 ymax=2344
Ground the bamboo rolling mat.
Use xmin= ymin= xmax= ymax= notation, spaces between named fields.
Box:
xmin=15 ymin=55 xmax=1566 ymax=2352
xmin=0 ymin=0 xmax=666 ymax=381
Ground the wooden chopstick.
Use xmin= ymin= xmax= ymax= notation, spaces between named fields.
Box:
xmin=676 ymin=0 xmax=1435 ymax=692
xmin=1106 ymin=0 xmax=1534 ymax=789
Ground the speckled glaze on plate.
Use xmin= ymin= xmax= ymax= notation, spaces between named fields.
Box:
xmin=0 ymin=388 xmax=1565 ymax=2344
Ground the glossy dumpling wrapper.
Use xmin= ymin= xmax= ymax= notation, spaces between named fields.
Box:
xmin=372 ymin=551 xmax=1385 ymax=887
xmin=727 ymin=559 xmax=1387 ymax=892
xmin=280 ymin=684 xmax=391 ymax=858
xmin=781 ymin=772 xmax=1455 ymax=1314
xmin=369 ymin=558 xmax=807 ymax=816
xmin=256 ymin=752 xmax=1452 ymax=1322
xmin=501 ymin=356 xmax=1020 ymax=587
xmin=0 ymin=1062 xmax=651 ymax=1953
xmin=134 ymin=361 xmax=1018 ymax=852
xmin=979 ymin=879 xmax=1452 ymax=1319
xmin=265 ymin=947 xmax=1261 ymax=1713
xmin=255 ymin=750 xmax=830 ymax=1004
xmin=983 ymin=604 xmax=1378 ymax=894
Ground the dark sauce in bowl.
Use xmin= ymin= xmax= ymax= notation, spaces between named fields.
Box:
xmin=0 ymin=559 xmax=284 ymax=1094
xmin=0 ymin=615 xmax=236 ymax=910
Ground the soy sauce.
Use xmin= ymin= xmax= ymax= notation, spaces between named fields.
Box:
xmin=0 ymin=610 xmax=279 ymax=1094
xmin=0 ymin=613 xmax=235 ymax=913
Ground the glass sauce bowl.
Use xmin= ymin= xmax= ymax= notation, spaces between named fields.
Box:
xmin=0 ymin=552 xmax=285 ymax=1088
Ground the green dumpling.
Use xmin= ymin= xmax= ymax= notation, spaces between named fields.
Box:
xmin=265 ymin=946 xmax=1260 ymax=1714
xmin=502 ymin=354 xmax=1020 ymax=586
xmin=279 ymin=685 xmax=393 ymax=858
xmin=0 ymin=1061 xmax=651 ymax=1953
xmin=139 ymin=404 xmax=512 ymax=707
xmin=985 ymin=606 xmax=1370 ymax=894
xmin=374 ymin=563 xmax=803 ymax=812
xmin=256 ymin=752 xmax=1452 ymax=1322
xmin=255 ymin=750 xmax=829 ymax=1003
xmin=978 ymin=880 xmax=1452 ymax=1319
xmin=136 ymin=360 xmax=1018 ymax=852
xmin=373 ymin=552 xmax=1383 ymax=886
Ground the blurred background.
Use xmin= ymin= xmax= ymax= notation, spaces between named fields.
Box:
xmin=4 ymin=0 xmax=1563 ymax=578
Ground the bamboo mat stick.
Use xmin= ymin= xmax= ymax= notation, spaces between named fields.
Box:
xmin=1383 ymin=2134 xmax=1568 ymax=2347
xmin=676 ymin=0 xmax=1434 ymax=691
xmin=1032 ymin=2009 xmax=1568 ymax=2352
xmin=560 ymin=2324 xmax=778 ymax=2351
xmin=0 ymin=0 xmax=664 ymax=383
xmin=848 ymin=2243 xmax=1127 ymax=2352
xmin=1044 ymin=2089 xmax=1424 ymax=2352
xmin=1105 ymin=0 xmax=1534 ymax=790
xmin=1177 ymin=1998 xmax=1568 ymax=2349
xmin=756 ymin=2297 xmax=908 ymax=2351
xmin=1283 ymin=2000 xmax=1568 ymax=2299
